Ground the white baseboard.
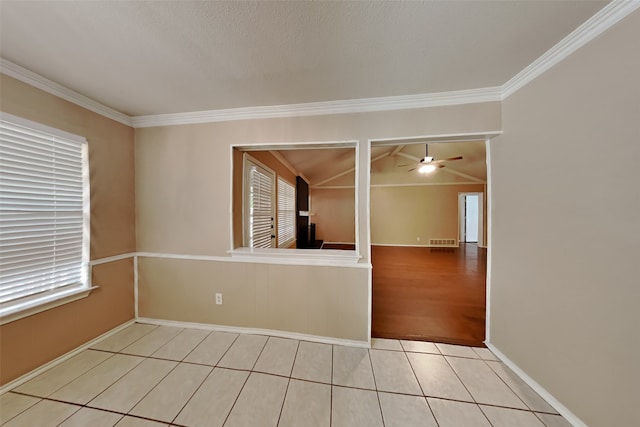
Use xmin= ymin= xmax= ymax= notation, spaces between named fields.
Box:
xmin=0 ymin=319 xmax=136 ymax=395
xmin=136 ymin=317 xmax=370 ymax=348
xmin=371 ymin=243 xmax=458 ymax=248
xmin=485 ymin=342 xmax=587 ymax=427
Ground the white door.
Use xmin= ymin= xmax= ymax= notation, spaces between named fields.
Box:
xmin=245 ymin=158 xmax=276 ymax=248
xmin=459 ymin=192 xmax=484 ymax=245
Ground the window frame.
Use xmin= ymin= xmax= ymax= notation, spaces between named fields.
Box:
xmin=230 ymin=141 xmax=361 ymax=266
xmin=243 ymin=154 xmax=276 ymax=249
xmin=0 ymin=112 xmax=92 ymax=325
xmin=276 ymin=177 xmax=296 ymax=248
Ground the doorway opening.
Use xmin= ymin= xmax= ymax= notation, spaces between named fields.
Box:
xmin=459 ymin=192 xmax=484 ymax=245
xmin=370 ymin=137 xmax=489 ymax=347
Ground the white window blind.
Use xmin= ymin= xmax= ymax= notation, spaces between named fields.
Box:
xmin=277 ymin=178 xmax=295 ymax=247
xmin=247 ymin=161 xmax=274 ymax=248
xmin=0 ymin=113 xmax=90 ymax=318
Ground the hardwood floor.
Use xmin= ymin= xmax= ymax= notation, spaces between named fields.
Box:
xmin=371 ymin=244 xmax=487 ymax=347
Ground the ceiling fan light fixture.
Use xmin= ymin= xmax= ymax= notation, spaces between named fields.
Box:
xmin=421 ymin=156 xmax=434 ymax=163
xmin=418 ymin=164 xmax=437 ymax=174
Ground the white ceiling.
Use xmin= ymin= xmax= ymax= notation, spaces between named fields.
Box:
xmin=0 ymin=1 xmax=607 ymax=116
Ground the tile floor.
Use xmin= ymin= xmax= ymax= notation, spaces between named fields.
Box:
xmin=0 ymin=323 xmax=572 ymax=427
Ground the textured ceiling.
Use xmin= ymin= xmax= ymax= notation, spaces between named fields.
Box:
xmin=0 ymin=0 xmax=607 ymax=116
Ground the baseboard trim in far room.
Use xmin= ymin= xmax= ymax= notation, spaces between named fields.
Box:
xmin=136 ymin=317 xmax=371 ymax=349
xmin=0 ymin=319 xmax=136 ymax=395
xmin=371 ymin=243 xmax=459 ymax=248
xmin=485 ymin=342 xmax=587 ymax=427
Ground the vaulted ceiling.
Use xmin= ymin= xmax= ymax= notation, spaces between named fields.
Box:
xmin=0 ymin=1 xmax=607 ymax=116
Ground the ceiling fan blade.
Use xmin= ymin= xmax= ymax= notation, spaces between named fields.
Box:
xmin=439 ymin=164 xmax=446 ymax=169
xmin=408 ymin=168 xmax=416 ymax=172
xmin=444 ymin=156 xmax=463 ymax=161
xmin=396 ymin=164 xmax=413 ymax=167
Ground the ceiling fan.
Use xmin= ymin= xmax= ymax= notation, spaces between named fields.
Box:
xmin=398 ymin=144 xmax=463 ymax=173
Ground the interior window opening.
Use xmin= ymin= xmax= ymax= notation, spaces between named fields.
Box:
xmin=232 ymin=144 xmax=356 ymax=253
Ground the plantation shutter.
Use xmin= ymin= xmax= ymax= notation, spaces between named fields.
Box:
xmin=277 ymin=178 xmax=295 ymax=247
xmin=0 ymin=113 xmax=89 ymax=315
xmin=248 ymin=163 xmax=274 ymax=248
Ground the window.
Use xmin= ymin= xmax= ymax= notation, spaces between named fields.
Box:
xmin=0 ymin=113 xmax=90 ymax=321
xmin=277 ymin=177 xmax=295 ymax=247
xmin=244 ymin=157 xmax=275 ymax=248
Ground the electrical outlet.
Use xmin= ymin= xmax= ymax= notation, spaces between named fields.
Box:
xmin=215 ymin=293 xmax=223 ymax=305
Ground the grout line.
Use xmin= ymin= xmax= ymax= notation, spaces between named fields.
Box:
xmin=276 ymin=377 xmax=291 ymax=426
xmin=168 ymin=363 xmax=215 ymax=425
xmin=367 ymin=348 xmax=386 ymax=427
xmin=330 ymin=344 xmax=334 ymax=427
xmin=8 ymin=325 xmax=571 ymax=426
xmin=220 ymin=367 xmax=251 ymax=427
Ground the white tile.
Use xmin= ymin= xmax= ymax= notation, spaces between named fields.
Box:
xmin=89 ymin=358 xmax=177 ymax=413
xmin=486 ymin=361 xmax=557 ymax=413
xmin=151 ymin=328 xmax=210 ymax=361
xmin=115 ymin=416 xmax=168 ymax=427
xmin=278 ymin=379 xmax=331 ymax=427
xmin=407 ymin=353 xmax=472 ymax=401
xmin=183 ymin=331 xmax=238 ymax=366
xmin=91 ymin=324 xmax=157 ymax=352
xmin=427 ymin=398 xmax=491 ymax=427
xmin=224 ymin=372 xmax=289 ymax=427
xmin=291 ymin=341 xmax=332 ymax=383
xmin=473 ymin=347 xmax=499 ymax=361
xmin=369 ymin=349 xmax=422 ymax=395
xmin=174 ymin=367 xmax=249 ymax=427
xmin=371 ymin=338 xmax=403 ymax=351
xmin=50 ymin=354 xmax=144 ymax=405
xmin=14 ymin=350 xmax=112 ymax=397
xmin=536 ymin=413 xmax=573 ymax=427
xmin=435 ymin=343 xmax=479 ymax=358
xmin=331 ymin=386 xmax=383 ymax=427
xmin=332 ymin=345 xmax=375 ymax=389
xmin=379 ymin=392 xmax=438 ymax=427
xmin=121 ymin=326 xmax=183 ymax=356
xmin=481 ymin=405 xmax=546 ymax=427
xmin=58 ymin=407 xmax=123 ymax=427
xmin=0 ymin=392 xmax=40 ymax=424
xmin=129 ymin=362 xmax=211 ymax=423
xmin=217 ymin=334 xmax=268 ymax=370
xmin=2 ymin=399 xmax=80 ymax=427
xmin=447 ymin=356 xmax=527 ymax=409
xmin=401 ymin=340 xmax=440 ymax=354
xmin=253 ymin=337 xmax=299 ymax=377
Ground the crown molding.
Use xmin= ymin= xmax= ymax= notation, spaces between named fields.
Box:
xmin=502 ymin=0 xmax=640 ymax=99
xmin=0 ymin=58 xmax=132 ymax=127
xmin=130 ymin=87 xmax=502 ymax=128
xmin=2 ymin=1 xmax=637 ymax=127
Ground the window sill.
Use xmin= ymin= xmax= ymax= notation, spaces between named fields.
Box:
xmin=0 ymin=286 xmax=98 ymax=326
xmin=228 ymin=247 xmax=363 ymax=267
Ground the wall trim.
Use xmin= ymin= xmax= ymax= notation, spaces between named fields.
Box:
xmin=371 ymin=243 xmax=460 ymax=248
xmin=130 ymin=87 xmax=502 ymax=128
xmin=89 ymin=252 xmax=136 ymax=266
xmin=501 ymin=0 xmax=640 ymax=99
xmin=3 ymin=2 xmax=638 ymax=129
xmin=0 ymin=58 xmax=132 ymax=127
xmin=136 ymin=317 xmax=370 ymax=348
xmin=0 ymin=319 xmax=135 ymax=394
xmin=485 ymin=342 xmax=588 ymax=427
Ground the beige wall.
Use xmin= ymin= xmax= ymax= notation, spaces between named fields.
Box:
xmin=0 ymin=75 xmax=136 ymax=385
xmin=371 ymin=184 xmax=484 ymax=245
xmin=135 ymin=102 xmax=501 ymax=342
xmin=138 ymin=257 xmax=369 ymax=341
xmin=489 ymin=11 xmax=640 ymax=427
xmin=311 ymin=188 xmax=356 ymax=243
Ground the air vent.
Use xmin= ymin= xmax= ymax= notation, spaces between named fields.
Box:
xmin=429 ymin=239 xmax=458 ymax=247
